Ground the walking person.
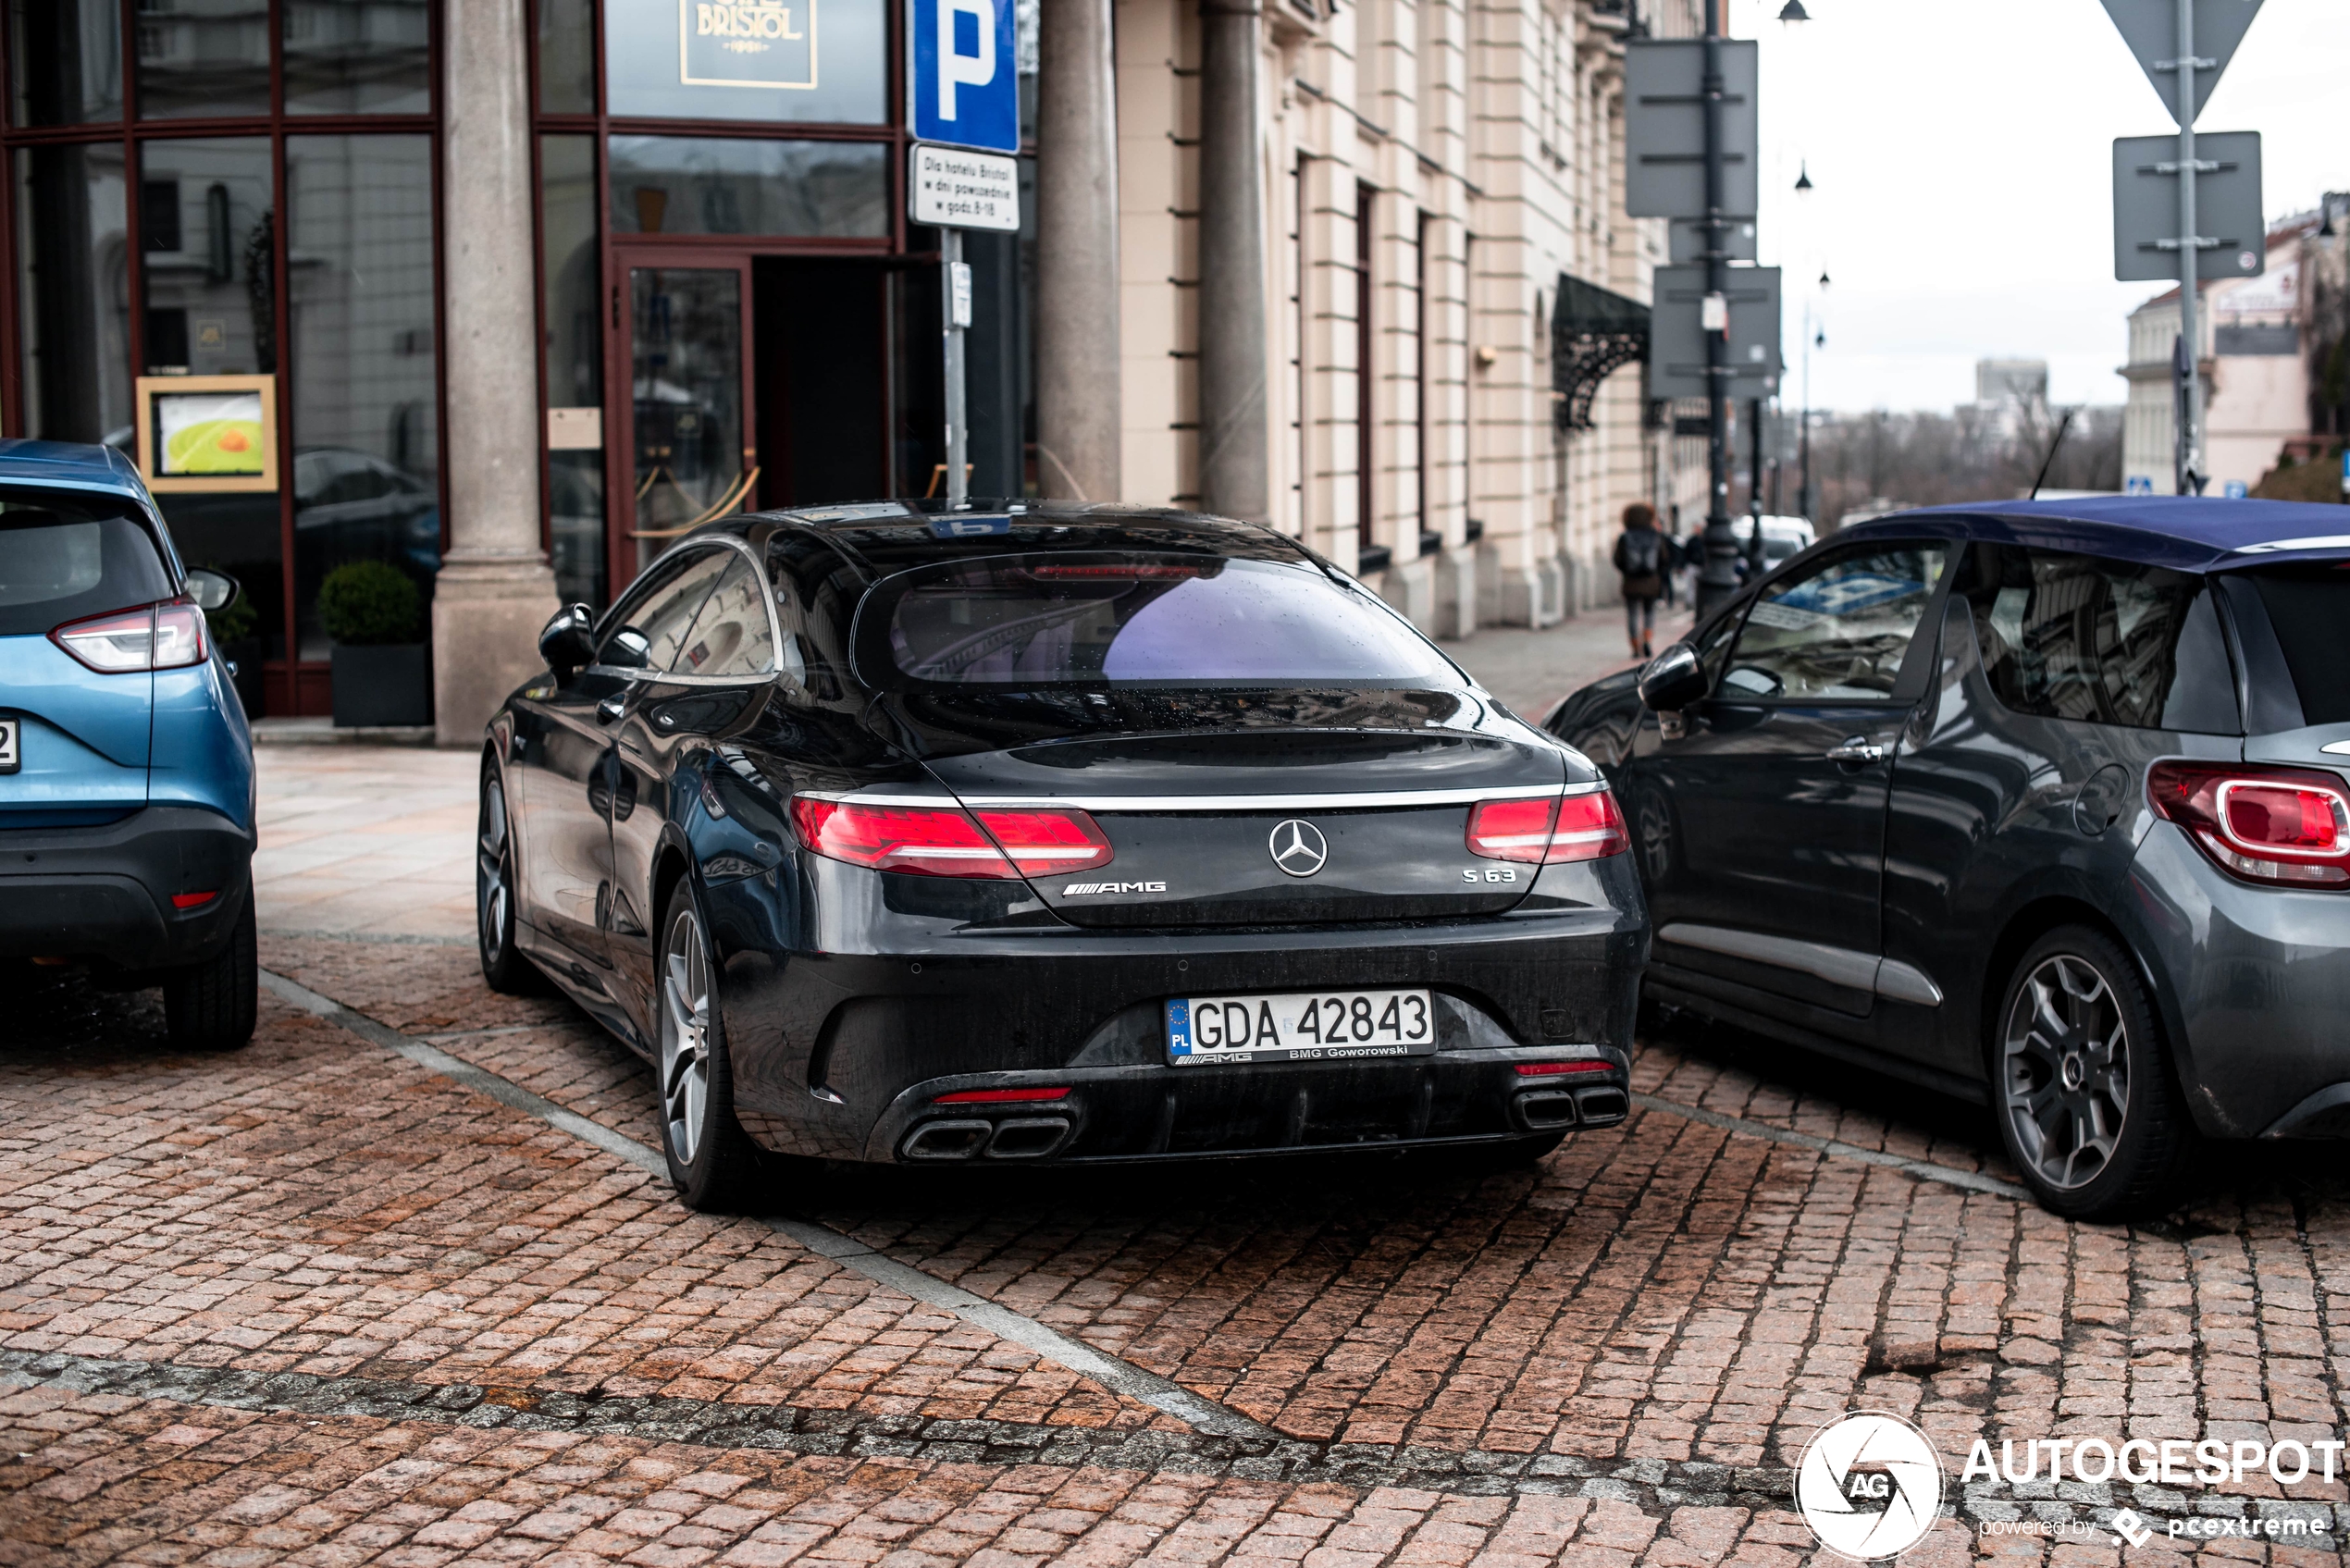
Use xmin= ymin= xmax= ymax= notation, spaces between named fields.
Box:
xmin=1612 ymin=501 xmax=1666 ymax=659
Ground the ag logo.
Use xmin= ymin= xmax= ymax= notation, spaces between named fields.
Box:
xmin=1794 ymin=1412 xmax=1943 ymax=1561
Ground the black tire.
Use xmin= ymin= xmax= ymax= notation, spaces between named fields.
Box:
xmin=477 ymin=759 xmax=548 ymax=995
xmin=164 ymin=892 xmax=256 ymax=1051
xmin=654 ymin=878 xmax=764 ymax=1211
xmin=1990 ymin=925 xmax=2198 ymax=1220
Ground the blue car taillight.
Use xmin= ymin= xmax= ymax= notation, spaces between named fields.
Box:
xmin=50 ymin=599 xmax=207 ymax=674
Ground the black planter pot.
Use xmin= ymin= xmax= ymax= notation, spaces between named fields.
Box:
xmin=330 ymin=643 xmax=431 ymax=728
xmin=220 ymin=638 xmax=266 ymax=720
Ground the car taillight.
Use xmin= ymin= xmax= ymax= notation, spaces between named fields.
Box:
xmin=2148 ymin=760 xmax=2350 ymax=888
xmin=51 ymin=599 xmax=207 ymax=673
xmin=972 ymin=809 xmax=1113 ymax=876
xmin=1466 ymin=790 xmax=1628 ymax=864
xmin=788 ymin=799 xmax=1112 ymax=880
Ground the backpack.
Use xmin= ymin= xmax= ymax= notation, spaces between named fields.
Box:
xmin=1615 ymin=528 xmax=1663 ymax=579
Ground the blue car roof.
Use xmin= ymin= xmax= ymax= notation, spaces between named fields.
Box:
xmin=0 ymin=438 xmax=182 ymax=576
xmin=1837 ymin=496 xmax=2350 ymax=572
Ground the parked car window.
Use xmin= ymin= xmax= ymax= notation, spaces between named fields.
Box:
xmin=1964 ymin=545 xmax=2235 ymax=733
xmin=861 ymin=552 xmax=1457 ymax=690
xmin=671 ymin=555 xmax=780 ymax=680
xmin=2239 ymin=563 xmax=2350 ymax=726
xmin=1719 ymin=543 xmax=1949 ymax=701
xmin=0 ymin=496 xmax=172 ymax=637
xmin=766 ymin=531 xmax=862 ymax=702
xmin=594 ymin=546 xmax=729 ymax=673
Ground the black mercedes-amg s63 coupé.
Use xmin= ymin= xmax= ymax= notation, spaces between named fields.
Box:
xmin=476 ymin=503 xmax=1646 ymax=1208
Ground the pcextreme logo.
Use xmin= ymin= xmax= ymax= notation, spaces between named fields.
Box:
xmin=1794 ymin=1413 xmax=1943 ymax=1561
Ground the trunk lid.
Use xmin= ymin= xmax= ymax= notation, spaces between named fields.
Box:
xmin=922 ymin=728 xmax=1569 ymax=927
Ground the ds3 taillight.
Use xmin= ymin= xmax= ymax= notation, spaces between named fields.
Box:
xmin=50 ymin=599 xmax=207 ymax=673
xmin=1466 ymin=789 xmax=1628 ymax=864
xmin=788 ymin=798 xmax=1113 ymax=879
xmin=2148 ymin=760 xmax=2350 ymax=889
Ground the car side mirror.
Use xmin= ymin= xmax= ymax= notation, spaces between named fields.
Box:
xmin=539 ymin=603 xmax=597 ymax=677
xmin=1637 ymin=643 xmax=1709 ymax=712
xmin=184 ymin=567 xmax=240 ymax=612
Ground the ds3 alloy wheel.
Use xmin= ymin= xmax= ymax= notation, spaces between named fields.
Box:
xmin=656 ymin=882 xmax=762 ymax=1211
xmin=1992 ymin=925 xmax=2195 ymax=1220
xmin=476 ymin=761 xmax=545 ymax=995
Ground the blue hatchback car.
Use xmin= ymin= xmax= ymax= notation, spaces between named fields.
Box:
xmin=0 ymin=439 xmax=257 ymax=1048
xmin=1548 ymin=497 xmax=2350 ymax=1219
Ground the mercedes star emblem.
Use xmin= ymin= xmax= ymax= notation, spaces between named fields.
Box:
xmin=1268 ymin=820 xmax=1329 ymax=878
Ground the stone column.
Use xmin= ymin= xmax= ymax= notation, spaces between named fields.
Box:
xmin=1035 ymin=0 xmax=1121 ymax=502
xmin=1196 ymin=0 xmax=1268 ymax=521
xmin=433 ymin=0 xmax=558 ymax=747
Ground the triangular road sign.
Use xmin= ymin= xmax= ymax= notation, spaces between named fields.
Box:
xmin=2100 ymin=0 xmax=2263 ymax=125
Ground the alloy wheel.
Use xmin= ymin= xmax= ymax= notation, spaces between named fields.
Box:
xmin=477 ymin=778 xmax=511 ymax=966
xmin=660 ymin=903 xmax=714 ymax=1167
xmin=2000 ymin=953 xmax=2131 ymax=1191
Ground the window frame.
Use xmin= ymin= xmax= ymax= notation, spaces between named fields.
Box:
xmin=0 ymin=0 xmax=446 ymax=720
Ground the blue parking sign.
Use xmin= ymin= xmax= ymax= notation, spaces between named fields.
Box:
xmin=908 ymin=0 xmax=1018 ymax=154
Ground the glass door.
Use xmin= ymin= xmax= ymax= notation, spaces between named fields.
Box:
xmin=612 ymin=253 xmax=757 ymax=581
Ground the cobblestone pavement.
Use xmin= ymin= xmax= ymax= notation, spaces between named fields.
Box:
xmin=6 ymin=933 xmax=2347 ymax=1564
xmin=5 ymin=610 xmax=2346 ymax=1563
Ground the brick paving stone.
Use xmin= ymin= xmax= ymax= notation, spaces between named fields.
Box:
xmin=9 ymin=929 xmax=2350 ymax=1560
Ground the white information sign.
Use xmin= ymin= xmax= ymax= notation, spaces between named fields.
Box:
xmin=909 ymin=143 xmax=1020 ymax=232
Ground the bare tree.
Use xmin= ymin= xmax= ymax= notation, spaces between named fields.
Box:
xmin=1808 ymin=404 xmax=2124 ymax=528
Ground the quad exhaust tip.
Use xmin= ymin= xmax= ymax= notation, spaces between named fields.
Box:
xmin=1513 ymin=1082 xmax=1629 ymax=1132
xmin=901 ymin=1116 xmax=1074 ymax=1162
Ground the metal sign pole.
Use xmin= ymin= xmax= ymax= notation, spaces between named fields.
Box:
xmin=1697 ymin=0 xmax=1737 ymax=615
xmin=2172 ymin=0 xmax=2205 ymax=494
xmin=943 ymin=227 xmax=969 ymax=506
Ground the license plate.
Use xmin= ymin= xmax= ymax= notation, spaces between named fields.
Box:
xmin=1166 ymin=989 xmax=1436 ymax=1066
xmin=0 ymin=718 xmax=16 ymax=773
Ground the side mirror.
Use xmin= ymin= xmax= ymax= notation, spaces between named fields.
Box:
xmin=1637 ymin=643 xmax=1709 ymax=712
xmin=184 ymin=567 xmax=240 ymax=612
xmin=538 ymin=602 xmax=597 ymax=677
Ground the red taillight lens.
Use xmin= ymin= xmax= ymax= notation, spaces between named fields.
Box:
xmin=51 ymin=599 xmax=207 ymax=673
xmin=788 ymin=799 xmax=1114 ymax=881
xmin=171 ymin=891 xmax=218 ymax=909
xmin=2148 ymin=761 xmax=2350 ymax=888
xmin=933 ymin=1086 xmax=1071 ymax=1104
xmin=972 ymin=809 xmax=1113 ymax=876
xmin=1466 ymin=790 xmax=1627 ymax=865
xmin=1515 ymin=1059 xmax=1613 ymax=1077
xmin=789 ymin=799 xmax=1018 ymax=878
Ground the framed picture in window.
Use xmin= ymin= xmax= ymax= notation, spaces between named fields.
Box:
xmin=134 ymin=374 xmax=279 ymax=494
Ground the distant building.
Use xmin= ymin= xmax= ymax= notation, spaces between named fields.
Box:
xmin=2121 ymin=213 xmax=2319 ymax=495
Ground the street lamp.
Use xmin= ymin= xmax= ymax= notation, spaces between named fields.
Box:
xmin=1778 ymin=1 xmax=1810 ymax=19
xmin=1794 ymin=163 xmax=1812 ymax=192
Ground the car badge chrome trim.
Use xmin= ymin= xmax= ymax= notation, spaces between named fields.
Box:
xmin=1061 ymin=880 xmax=1169 ymax=895
xmin=1268 ymin=820 xmax=1330 ymax=878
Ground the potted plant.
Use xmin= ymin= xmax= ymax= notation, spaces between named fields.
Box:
xmin=319 ymin=561 xmax=430 ymax=727
xmin=201 ymin=590 xmax=265 ymax=719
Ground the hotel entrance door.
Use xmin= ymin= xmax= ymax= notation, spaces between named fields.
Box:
xmin=612 ymin=253 xmax=757 ymax=579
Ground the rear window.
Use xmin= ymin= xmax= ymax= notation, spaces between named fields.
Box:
xmin=1962 ymin=545 xmax=2236 ymax=733
xmin=0 ymin=495 xmax=172 ymax=637
xmin=2244 ymin=563 xmax=2350 ymax=726
xmin=860 ymin=552 xmax=1459 ymax=689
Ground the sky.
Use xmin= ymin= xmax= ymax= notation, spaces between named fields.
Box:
xmin=1734 ymin=0 xmax=2350 ymax=414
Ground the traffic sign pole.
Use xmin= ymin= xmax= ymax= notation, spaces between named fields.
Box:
xmin=1697 ymin=0 xmax=1738 ymax=617
xmin=944 ymin=228 xmax=969 ymax=505
xmin=2172 ymin=0 xmax=2206 ymax=494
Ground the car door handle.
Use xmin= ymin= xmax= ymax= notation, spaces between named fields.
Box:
xmin=596 ymin=696 xmax=625 ymax=724
xmin=1825 ymin=737 xmax=1889 ymax=764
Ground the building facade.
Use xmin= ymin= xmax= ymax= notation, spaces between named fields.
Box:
xmin=2122 ymin=214 xmax=2319 ymax=496
xmin=1 ymin=0 xmax=1679 ymax=741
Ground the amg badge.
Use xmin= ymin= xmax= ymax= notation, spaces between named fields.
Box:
xmin=1063 ymin=880 xmax=1169 ymax=895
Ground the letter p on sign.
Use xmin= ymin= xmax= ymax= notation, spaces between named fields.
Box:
xmin=909 ymin=0 xmax=1019 ymax=153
